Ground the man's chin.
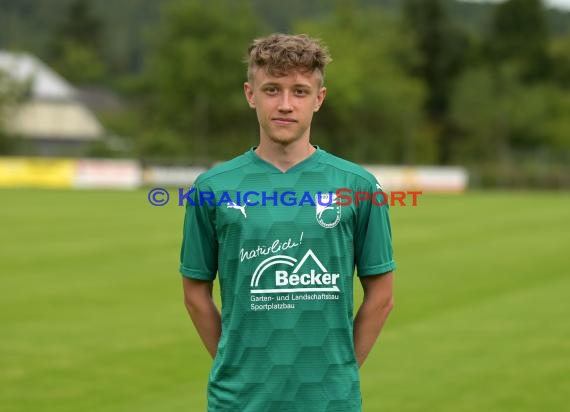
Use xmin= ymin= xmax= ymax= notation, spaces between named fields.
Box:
xmin=266 ymin=133 xmax=304 ymax=145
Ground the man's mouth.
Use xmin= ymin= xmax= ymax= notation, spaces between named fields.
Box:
xmin=272 ymin=118 xmax=297 ymax=125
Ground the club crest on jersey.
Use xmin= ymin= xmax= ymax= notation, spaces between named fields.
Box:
xmin=315 ymin=193 xmax=341 ymax=229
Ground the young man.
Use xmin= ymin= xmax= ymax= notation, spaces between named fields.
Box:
xmin=180 ymin=33 xmax=395 ymax=411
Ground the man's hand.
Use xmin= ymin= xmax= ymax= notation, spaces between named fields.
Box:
xmin=353 ymin=272 xmax=394 ymax=367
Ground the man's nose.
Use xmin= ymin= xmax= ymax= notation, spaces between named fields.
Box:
xmin=277 ymin=92 xmax=293 ymax=112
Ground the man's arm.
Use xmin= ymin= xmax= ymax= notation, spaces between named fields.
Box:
xmin=182 ymin=277 xmax=222 ymax=359
xmin=353 ymin=271 xmax=394 ymax=368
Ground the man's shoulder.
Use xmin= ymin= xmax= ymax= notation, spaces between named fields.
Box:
xmin=193 ymin=151 xmax=252 ymax=187
xmin=319 ymin=150 xmax=380 ymax=187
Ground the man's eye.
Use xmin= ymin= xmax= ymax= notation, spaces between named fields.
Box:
xmin=265 ymin=87 xmax=278 ymax=95
xmin=295 ymin=89 xmax=308 ymax=96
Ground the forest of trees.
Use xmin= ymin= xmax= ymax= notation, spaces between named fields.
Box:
xmin=0 ymin=0 xmax=569 ymax=185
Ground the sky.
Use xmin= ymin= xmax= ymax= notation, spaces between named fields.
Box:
xmin=460 ymin=0 xmax=570 ymax=10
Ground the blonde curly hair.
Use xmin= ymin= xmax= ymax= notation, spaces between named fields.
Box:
xmin=246 ymin=33 xmax=332 ymax=85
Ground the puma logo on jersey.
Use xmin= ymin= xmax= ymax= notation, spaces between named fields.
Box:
xmin=227 ymin=201 xmax=247 ymax=218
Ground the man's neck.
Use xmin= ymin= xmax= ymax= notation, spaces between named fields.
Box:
xmin=255 ymin=140 xmax=316 ymax=173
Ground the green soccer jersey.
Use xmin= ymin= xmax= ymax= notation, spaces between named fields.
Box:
xmin=180 ymin=147 xmax=396 ymax=412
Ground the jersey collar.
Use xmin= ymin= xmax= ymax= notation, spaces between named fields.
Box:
xmin=247 ymin=145 xmax=324 ymax=174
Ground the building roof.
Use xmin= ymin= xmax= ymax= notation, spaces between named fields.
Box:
xmin=0 ymin=51 xmax=76 ymax=101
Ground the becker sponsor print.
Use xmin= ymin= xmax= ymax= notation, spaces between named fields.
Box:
xmin=249 ymin=248 xmax=342 ymax=311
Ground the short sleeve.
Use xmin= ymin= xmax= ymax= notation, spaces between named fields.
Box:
xmin=354 ymin=179 xmax=396 ymax=277
xmin=179 ymin=181 xmax=218 ymax=280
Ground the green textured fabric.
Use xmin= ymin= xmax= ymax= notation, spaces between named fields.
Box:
xmin=180 ymin=147 xmax=396 ymax=412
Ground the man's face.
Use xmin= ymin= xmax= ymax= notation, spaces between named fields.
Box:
xmin=244 ymin=67 xmax=326 ymax=146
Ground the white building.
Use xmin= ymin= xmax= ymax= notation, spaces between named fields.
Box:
xmin=0 ymin=51 xmax=104 ymax=156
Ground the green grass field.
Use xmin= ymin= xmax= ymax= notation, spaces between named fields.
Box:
xmin=1 ymin=189 xmax=568 ymax=411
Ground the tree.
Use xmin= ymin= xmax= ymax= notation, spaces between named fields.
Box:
xmin=0 ymin=70 xmax=27 ymax=154
xmin=296 ymin=3 xmax=426 ymax=164
xmin=250 ymin=0 xmax=332 ymax=32
xmin=139 ymin=0 xmax=267 ymax=161
xmin=451 ymin=65 xmax=570 ymax=166
xmin=402 ymin=0 xmax=470 ymax=164
xmin=550 ymin=34 xmax=570 ymax=88
xmin=485 ymin=0 xmax=551 ymax=82
xmin=49 ymin=0 xmax=105 ymax=83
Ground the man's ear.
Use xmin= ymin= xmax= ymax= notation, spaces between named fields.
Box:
xmin=244 ymin=82 xmax=255 ymax=109
xmin=314 ymin=86 xmax=327 ymax=112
